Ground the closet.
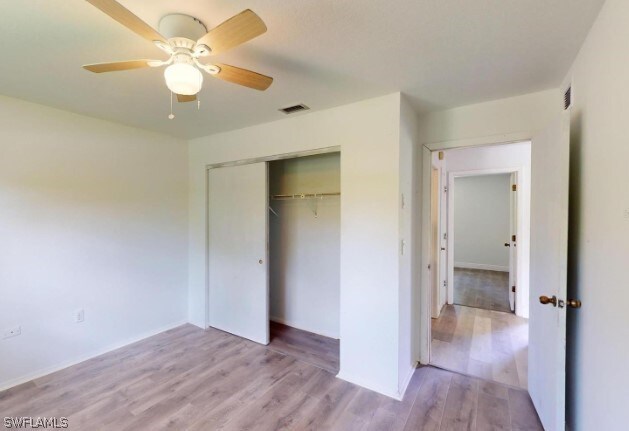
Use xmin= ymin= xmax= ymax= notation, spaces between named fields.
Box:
xmin=268 ymin=153 xmax=341 ymax=372
xmin=207 ymin=152 xmax=341 ymax=372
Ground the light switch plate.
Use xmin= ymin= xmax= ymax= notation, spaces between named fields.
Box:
xmin=75 ymin=309 xmax=85 ymax=323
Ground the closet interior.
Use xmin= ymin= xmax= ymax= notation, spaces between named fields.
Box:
xmin=267 ymin=152 xmax=341 ymax=373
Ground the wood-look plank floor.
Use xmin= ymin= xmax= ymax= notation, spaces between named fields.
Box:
xmin=454 ymin=268 xmax=511 ymax=313
xmin=432 ymin=304 xmax=529 ymax=389
xmin=0 ymin=324 xmax=541 ymax=430
xmin=268 ymin=321 xmax=339 ymax=374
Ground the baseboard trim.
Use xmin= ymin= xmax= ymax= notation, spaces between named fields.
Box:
xmin=454 ymin=262 xmax=509 ymax=272
xmin=270 ymin=316 xmax=339 ymax=340
xmin=0 ymin=320 xmax=188 ymax=392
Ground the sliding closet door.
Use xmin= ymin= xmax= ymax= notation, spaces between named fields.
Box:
xmin=208 ymin=162 xmax=269 ymax=345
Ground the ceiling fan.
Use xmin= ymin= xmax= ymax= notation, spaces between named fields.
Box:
xmin=83 ymin=0 xmax=273 ymax=103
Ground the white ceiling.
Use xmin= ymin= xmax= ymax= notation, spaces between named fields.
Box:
xmin=0 ymin=0 xmax=604 ymax=139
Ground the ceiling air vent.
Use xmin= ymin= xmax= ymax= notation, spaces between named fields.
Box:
xmin=564 ymin=86 xmax=572 ymax=110
xmin=279 ymin=104 xmax=310 ymax=114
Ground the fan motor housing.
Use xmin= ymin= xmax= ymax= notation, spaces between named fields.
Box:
xmin=159 ymin=14 xmax=207 ymax=43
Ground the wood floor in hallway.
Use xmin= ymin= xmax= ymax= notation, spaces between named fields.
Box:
xmin=0 ymin=324 xmax=541 ymax=430
xmin=432 ymin=304 xmax=529 ymax=389
xmin=454 ymin=268 xmax=511 ymax=313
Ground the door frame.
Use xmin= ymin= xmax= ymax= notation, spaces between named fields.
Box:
xmin=204 ymin=147 xmax=341 ymax=330
xmin=419 ymin=134 xmax=531 ymax=365
xmin=444 ymin=166 xmax=527 ymax=316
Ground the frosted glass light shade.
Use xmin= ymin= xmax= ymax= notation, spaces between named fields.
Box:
xmin=164 ymin=63 xmax=203 ymax=95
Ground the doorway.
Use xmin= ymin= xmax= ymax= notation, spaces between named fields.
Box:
xmin=425 ymin=143 xmax=532 ymax=389
xmin=452 ymin=173 xmax=513 ymax=313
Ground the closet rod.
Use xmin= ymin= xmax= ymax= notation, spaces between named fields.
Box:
xmin=271 ymin=192 xmax=340 ymax=200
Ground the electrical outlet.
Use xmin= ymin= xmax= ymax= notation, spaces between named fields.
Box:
xmin=75 ymin=309 xmax=85 ymax=323
xmin=3 ymin=326 xmax=21 ymax=339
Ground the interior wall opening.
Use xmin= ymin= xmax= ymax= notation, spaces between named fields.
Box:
xmin=424 ymin=142 xmax=532 ymax=390
xmin=267 ymin=152 xmax=341 ymax=374
xmin=453 ymin=173 xmax=512 ymax=313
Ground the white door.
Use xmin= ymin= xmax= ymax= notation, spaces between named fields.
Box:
xmin=508 ymin=173 xmax=517 ymax=312
xmin=528 ymin=112 xmax=570 ymax=431
xmin=208 ymin=162 xmax=269 ymax=345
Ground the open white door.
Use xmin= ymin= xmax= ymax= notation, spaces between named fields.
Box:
xmin=508 ymin=173 xmax=517 ymax=312
xmin=528 ymin=112 xmax=570 ymax=431
xmin=208 ymin=162 xmax=269 ymax=345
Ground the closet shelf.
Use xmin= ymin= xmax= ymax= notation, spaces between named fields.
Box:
xmin=271 ymin=192 xmax=340 ymax=200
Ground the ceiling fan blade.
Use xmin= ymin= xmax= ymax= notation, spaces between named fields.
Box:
xmin=197 ymin=10 xmax=266 ymax=55
xmin=83 ymin=59 xmax=157 ymax=73
xmin=86 ymin=0 xmax=166 ymax=43
xmin=177 ymin=94 xmax=197 ymax=103
xmin=212 ymin=64 xmax=273 ymax=91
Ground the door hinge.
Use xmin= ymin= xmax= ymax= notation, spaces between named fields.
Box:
xmin=512 ymin=184 xmax=517 ymax=191
xmin=444 ymin=186 xmax=448 ymax=193
xmin=443 ymin=280 xmax=447 ymax=287
xmin=512 ymin=286 xmax=516 ymax=293
xmin=443 ymin=232 xmax=447 ymax=240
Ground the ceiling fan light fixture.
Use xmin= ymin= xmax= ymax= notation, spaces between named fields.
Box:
xmin=164 ymin=63 xmax=203 ymax=95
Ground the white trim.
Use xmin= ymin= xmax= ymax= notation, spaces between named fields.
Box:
xmin=424 ymin=132 xmax=532 ymax=151
xmin=205 ymin=146 xmax=340 ymax=169
xmin=454 ymin=262 xmax=509 ymax=272
xmin=0 ymin=320 xmax=188 ymax=392
xmin=419 ymin=146 xmax=433 ymax=365
xmin=269 ymin=316 xmax=339 ymax=340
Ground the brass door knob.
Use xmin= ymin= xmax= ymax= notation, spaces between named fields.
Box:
xmin=567 ymin=299 xmax=582 ymax=308
xmin=539 ymin=295 xmax=557 ymax=307
xmin=504 ymin=243 xmax=511 ymax=247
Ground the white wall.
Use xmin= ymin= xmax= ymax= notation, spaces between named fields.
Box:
xmin=454 ymin=174 xmax=511 ymax=270
xmin=269 ymin=154 xmax=340 ymax=338
xmin=399 ymin=96 xmax=420 ymax=394
xmin=419 ymin=89 xmax=561 ymax=146
xmin=562 ymin=1 xmax=629 ymax=429
xmin=0 ymin=96 xmax=188 ymax=390
xmin=188 ymin=93 xmax=412 ymax=398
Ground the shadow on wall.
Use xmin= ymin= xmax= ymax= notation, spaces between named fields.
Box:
xmin=566 ymin=109 xmax=582 ymax=431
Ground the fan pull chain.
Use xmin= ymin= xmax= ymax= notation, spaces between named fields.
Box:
xmin=197 ymin=72 xmax=202 ymax=110
xmin=168 ymin=91 xmax=175 ymax=120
